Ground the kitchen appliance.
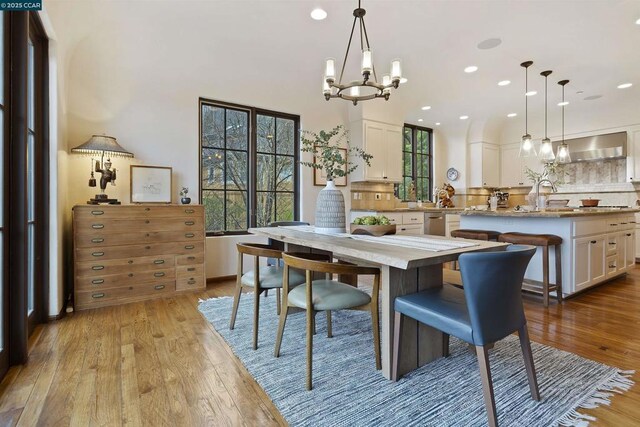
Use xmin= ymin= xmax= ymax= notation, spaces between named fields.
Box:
xmin=552 ymin=131 xmax=627 ymax=163
xmin=425 ymin=213 xmax=445 ymax=236
xmin=495 ymin=191 xmax=509 ymax=209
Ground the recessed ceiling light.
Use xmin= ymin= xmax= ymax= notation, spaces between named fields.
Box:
xmin=617 ymin=83 xmax=633 ymax=89
xmin=459 ymin=115 xmax=469 ymax=120
xmin=636 ymin=18 xmax=640 ymax=25
xmin=477 ymin=38 xmax=502 ymax=50
xmin=421 ymin=105 xmax=431 ymax=110
xmin=498 ymin=80 xmax=511 ymax=86
xmin=558 ymin=101 xmax=569 ymax=106
xmin=435 ymin=122 xmax=441 ymax=126
xmin=507 ymin=113 xmax=517 ymax=118
xmin=418 ymin=119 xmax=423 ymax=122
xmin=464 ymin=66 xmax=478 ymax=73
xmin=310 ymin=8 xmax=327 ymax=20
xmin=399 ymin=77 xmax=408 ymax=84
xmin=584 ymin=95 xmax=603 ymax=101
xmin=525 ymin=91 xmax=537 ymax=96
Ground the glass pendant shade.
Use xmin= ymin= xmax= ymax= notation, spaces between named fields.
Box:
xmin=519 ymin=134 xmax=536 ymax=157
xmin=539 ymin=138 xmax=556 ymax=163
xmin=556 ymin=143 xmax=571 ymax=163
xmin=325 ymin=58 xmax=336 ymax=81
xmin=391 ymin=59 xmax=402 ymax=80
xmin=361 ymin=49 xmax=373 ymax=74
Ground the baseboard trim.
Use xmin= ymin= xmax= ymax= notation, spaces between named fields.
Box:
xmin=207 ymin=275 xmax=236 ymax=284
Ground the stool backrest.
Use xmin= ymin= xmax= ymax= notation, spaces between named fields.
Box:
xmin=458 ymin=245 xmax=536 ymax=346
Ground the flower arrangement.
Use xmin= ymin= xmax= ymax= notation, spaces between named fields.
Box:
xmin=300 ymin=125 xmax=373 ymax=181
xmin=179 ymin=187 xmax=189 ymax=197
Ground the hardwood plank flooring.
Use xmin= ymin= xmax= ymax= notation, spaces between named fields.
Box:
xmin=1 ymin=268 xmax=639 ymax=426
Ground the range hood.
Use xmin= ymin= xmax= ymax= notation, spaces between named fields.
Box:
xmin=552 ymin=131 xmax=627 ymax=163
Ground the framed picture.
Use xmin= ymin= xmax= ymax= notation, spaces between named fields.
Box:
xmin=313 ymin=147 xmax=348 ymax=187
xmin=130 ymin=165 xmax=173 ymax=203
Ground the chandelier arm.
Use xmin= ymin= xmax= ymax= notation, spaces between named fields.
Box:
xmin=339 ymin=16 xmax=359 ymax=85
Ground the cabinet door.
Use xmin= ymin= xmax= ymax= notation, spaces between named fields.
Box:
xmin=589 ymin=236 xmax=606 ymax=284
xmin=616 ymin=233 xmax=626 ymax=272
xmin=363 ymin=123 xmax=386 ymax=180
xmin=631 ymin=130 xmax=640 ymax=181
xmin=384 ymin=125 xmax=403 ymax=182
xmin=573 ymin=238 xmax=591 ymax=291
xmin=500 ymin=145 xmax=522 ymax=187
xmin=482 ymin=144 xmax=500 ymax=187
xmin=625 ymin=231 xmax=635 ymax=269
xmin=468 ymin=143 xmax=483 ymax=188
xmin=635 ymin=225 xmax=640 ymax=260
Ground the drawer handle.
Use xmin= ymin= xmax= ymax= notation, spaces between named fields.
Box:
xmin=128 ymin=260 xmax=134 ymax=264
xmin=185 ymin=209 xmax=195 ymax=214
xmin=92 ymin=251 xmax=105 ymax=257
xmin=185 ymin=245 xmax=195 ymax=250
xmin=187 ymin=267 xmax=196 ymax=272
xmin=154 ymin=285 xmax=165 ymax=290
xmin=187 ymin=256 xmax=196 ymax=260
xmin=128 ymin=273 xmax=134 ymax=277
xmin=145 ymin=246 xmax=151 ymax=250
xmin=630 ymin=221 xmax=637 ymax=224
xmin=185 ymin=221 xmax=195 ymax=226
xmin=627 ymin=233 xmax=632 ymax=237
xmin=145 ymin=220 xmax=150 ymax=224
xmin=590 ymin=240 xmax=597 ymax=244
xmin=91 ymin=210 xmax=104 ymax=216
xmin=145 ymin=207 xmax=150 ymax=211
xmin=91 ymin=238 xmax=105 ymax=243
xmin=91 ymin=224 xmax=104 ymax=229
xmin=411 ymin=218 xmax=418 ymax=221
xmin=609 ymin=264 xmax=616 ymax=269
xmin=92 ymin=293 xmax=105 ymax=299
xmin=92 ymin=279 xmax=104 ymax=285
xmin=154 ymin=259 xmax=165 ymax=264
xmin=610 ymin=223 xmax=618 ymax=226
xmin=154 ymin=272 xmax=165 ymax=277
xmin=188 ymin=279 xmax=196 ymax=285
xmin=92 ymin=265 xmax=104 ymax=271
xmin=185 ymin=233 xmax=195 ymax=238
xmin=621 ymin=222 xmax=628 ymax=225
xmin=609 ymin=242 xmax=616 ymax=245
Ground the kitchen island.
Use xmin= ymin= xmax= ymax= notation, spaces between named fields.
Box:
xmin=460 ymin=208 xmax=639 ymax=296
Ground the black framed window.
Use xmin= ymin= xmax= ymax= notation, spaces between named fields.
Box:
xmin=398 ymin=124 xmax=433 ymax=202
xmin=199 ymin=99 xmax=300 ymax=235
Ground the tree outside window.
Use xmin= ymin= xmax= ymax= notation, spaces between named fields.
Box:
xmin=398 ymin=124 xmax=433 ymax=202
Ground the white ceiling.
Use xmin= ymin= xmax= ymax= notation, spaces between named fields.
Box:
xmin=47 ymin=0 xmax=640 ymax=139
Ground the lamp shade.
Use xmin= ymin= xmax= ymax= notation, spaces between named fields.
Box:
xmin=71 ymin=135 xmax=134 ymax=158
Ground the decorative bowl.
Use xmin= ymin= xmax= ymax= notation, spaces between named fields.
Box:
xmin=349 ymin=224 xmax=397 ymax=237
xmin=581 ymin=199 xmax=600 ymax=207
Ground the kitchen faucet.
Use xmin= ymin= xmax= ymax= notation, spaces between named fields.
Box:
xmin=536 ymin=179 xmax=557 ymax=211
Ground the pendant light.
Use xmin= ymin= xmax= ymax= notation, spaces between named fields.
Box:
xmin=556 ymin=80 xmax=571 ymax=163
xmin=539 ymin=70 xmax=556 ymax=163
xmin=519 ymin=61 xmax=536 ymax=157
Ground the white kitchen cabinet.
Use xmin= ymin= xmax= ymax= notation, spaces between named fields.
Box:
xmin=500 ymin=142 xmax=541 ymax=187
xmin=627 ymin=130 xmax=640 ymax=182
xmin=468 ymin=142 xmax=499 ymax=188
xmin=573 ymin=236 xmax=606 ymax=292
xmin=624 ymin=230 xmax=635 ymax=269
xmin=350 ymin=120 xmax=403 ymax=182
xmin=445 ymin=214 xmax=460 ymax=237
xmin=573 ymin=238 xmax=591 ymax=291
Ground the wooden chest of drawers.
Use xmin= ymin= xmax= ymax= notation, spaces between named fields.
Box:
xmin=73 ymin=205 xmax=206 ymax=310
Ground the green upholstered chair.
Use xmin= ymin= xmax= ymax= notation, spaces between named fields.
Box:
xmin=274 ymin=252 xmax=381 ymax=390
xmin=230 ymin=243 xmax=305 ymax=350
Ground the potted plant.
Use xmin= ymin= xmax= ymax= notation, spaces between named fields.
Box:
xmin=301 ymin=125 xmax=372 ymax=233
xmin=180 ymin=187 xmax=191 ymax=205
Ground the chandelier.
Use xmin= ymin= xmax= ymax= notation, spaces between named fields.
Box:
xmin=323 ymin=0 xmax=402 ymax=105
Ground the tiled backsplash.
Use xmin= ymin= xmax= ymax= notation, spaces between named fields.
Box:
xmin=563 ymin=159 xmax=626 ymax=184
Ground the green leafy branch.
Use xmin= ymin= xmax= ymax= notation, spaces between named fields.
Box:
xmin=300 ymin=125 xmax=373 ymax=181
xmin=525 ymin=162 xmax=568 ymax=187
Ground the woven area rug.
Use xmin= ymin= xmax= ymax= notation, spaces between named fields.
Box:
xmin=199 ymin=294 xmax=634 ymax=427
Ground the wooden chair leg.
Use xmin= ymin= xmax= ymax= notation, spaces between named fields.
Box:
xmin=306 ymin=306 xmax=314 ymax=391
xmin=518 ymin=325 xmax=541 ymax=401
xmin=274 ymin=306 xmax=289 ymax=357
xmin=312 ymin=312 xmax=317 ymax=335
xmin=229 ymin=282 xmax=242 ymax=330
xmin=326 ymin=311 xmax=333 ymax=338
xmin=253 ymin=286 xmax=260 ymax=350
xmin=276 ymin=288 xmax=281 ymax=315
xmin=542 ymin=246 xmax=550 ymax=308
xmin=476 ymin=345 xmax=498 ymax=427
xmin=371 ymin=303 xmax=381 ymax=370
xmin=391 ymin=311 xmax=403 ymax=381
xmin=442 ymin=333 xmax=450 ymax=357
xmin=555 ymin=245 xmax=563 ymax=303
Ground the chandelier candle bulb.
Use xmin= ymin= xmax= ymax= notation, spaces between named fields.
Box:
xmin=361 ymin=49 xmax=373 ymax=74
xmin=382 ymin=74 xmax=391 ymax=93
xmin=325 ymin=58 xmax=336 ymax=82
xmin=391 ymin=59 xmax=402 ymax=81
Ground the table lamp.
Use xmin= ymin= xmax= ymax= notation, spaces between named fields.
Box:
xmin=71 ymin=134 xmax=134 ymax=204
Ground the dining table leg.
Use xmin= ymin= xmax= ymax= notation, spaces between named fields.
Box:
xmin=381 ymin=263 xmax=445 ymax=379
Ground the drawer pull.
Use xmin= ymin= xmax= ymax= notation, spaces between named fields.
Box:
xmin=609 ymin=242 xmax=616 ymax=245
xmin=145 ymin=246 xmax=151 ymax=250
xmin=185 ymin=221 xmax=195 ymax=226
xmin=92 ymin=279 xmax=104 ymax=285
xmin=91 ymin=210 xmax=104 ymax=216
xmin=627 ymin=233 xmax=632 ymax=237
xmin=590 ymin=240 xmax=597 ymax=244
xmin=91 ymin=238 xmax=105 ymax=243
xmin=187 ymin=256 xmax=196 ymax=260
xmin=145 ymin=220 xmax=150 ymax=224
xmin=621 ymin=222 xmax=628 ymax=225
xmin=92 ymin=293 xmax=105 ymax=299
xmin=92 ymin=251 xmax=105 ymax=257
xmin=185 ymin=209 xmax=195 ymax=214
xmin=188 ymin=279 xmax=196 ymax=285
xmin=154 ymin=285 xmax=165 ymax=290
xmin=187 ymin=267 xmax=196 ymax=272
xmin=128 ymin=273 xmax=134 ymax=277
xmin=145 ymin=207 xmax=150 ymax=211
xmin=185 ymin=233 xmax=195 ymax=238
xmin=154 ymin=259 xmax=165 ymax=264
xmin=610 ymin=223 xmax=618 ymax=226
xmin=609 ymin=264 xmax=616 ymax=269
xmin=154 ymin=272 xmax=165 ymax=277
xmin=410 ymin=218 xmax=418 ymax=221
xmin=184 ymin=245 xmax=195 ymax=250
xmin=128 ymin=260 xmax=134 ymax=264
xmin=92 ymin=265 xmax=104 ymax=271
xmin=92 ymin=224 xmax=105 ymax=229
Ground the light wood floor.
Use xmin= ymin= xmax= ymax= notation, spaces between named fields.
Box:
xmin=1 ymin=268 xmax=639 ymax=426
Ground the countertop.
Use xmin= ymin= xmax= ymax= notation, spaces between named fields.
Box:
xmin=351 ymin=208 xmax=466 ymax=213
xmin=460 ymin=208 xmax=640 ymax=218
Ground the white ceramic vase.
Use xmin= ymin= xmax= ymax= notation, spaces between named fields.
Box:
xmin=315 ymin=180 xmax=346 ymax=233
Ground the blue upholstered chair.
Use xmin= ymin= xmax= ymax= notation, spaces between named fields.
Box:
xmin=392 ymin=245 xmax=539 ymax=427
xmin=229 ymin=243 xmax=305 ymax=350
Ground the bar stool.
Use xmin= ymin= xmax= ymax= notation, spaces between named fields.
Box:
xmin=451 ymin=229 xmax=501 ymax=241
xmin=498 ymin=232 xmax=563 ymax=307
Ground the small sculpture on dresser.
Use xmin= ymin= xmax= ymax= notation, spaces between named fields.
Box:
xmin=180 ymin=187 xmax=191 ymax=204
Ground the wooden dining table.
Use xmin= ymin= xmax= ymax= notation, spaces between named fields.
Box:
xmin=249 ymin=226 xmax=508 ymax=380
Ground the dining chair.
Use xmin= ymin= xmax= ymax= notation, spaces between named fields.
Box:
xmin=230 ymin=243 xmax=305 ymax=350
xmin=274 ymin=252 xmax=381 ymax=391
xmin=391 ymin=245 xmax=539 ymax=427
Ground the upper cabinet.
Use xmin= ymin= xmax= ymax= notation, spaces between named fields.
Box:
xmin=500 ymin=142 xmax=540 ymax=187
xmin=468 ymin=142 xmax=499 ymax=188
xmin=627 ymin=130 xmax=640 ymax=182
xmin=350 ymin=120 xmax=402 ymax=182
